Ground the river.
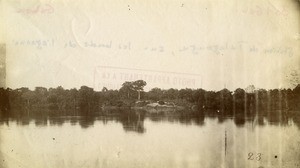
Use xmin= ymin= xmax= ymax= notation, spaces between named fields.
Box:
xmin=0 ymin=111 xmax=299 ymax=168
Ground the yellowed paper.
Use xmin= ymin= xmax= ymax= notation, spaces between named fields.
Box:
xmin=0 ymin=0 xmax=299 ymax=168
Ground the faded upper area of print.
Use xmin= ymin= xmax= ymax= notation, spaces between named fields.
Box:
xmin=0 ymin=44 xmax=5 ymax=88
xmin=1 ymin=0 xmax=299 ymax=90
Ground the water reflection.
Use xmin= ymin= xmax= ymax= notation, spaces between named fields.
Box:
xmin=0 ymin=109 xmax=299 ymax=132
xmin=1 ymin=110 xmax=300 ymax=168
xmin=120 ymin=111 xmax=146 ymax=133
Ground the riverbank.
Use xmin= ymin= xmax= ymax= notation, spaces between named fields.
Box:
xmin=101 ymin=100 xmax=187 ymax=113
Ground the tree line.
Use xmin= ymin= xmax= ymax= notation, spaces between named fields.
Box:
xmin=0 ymin=80 xmax=300 ymax=115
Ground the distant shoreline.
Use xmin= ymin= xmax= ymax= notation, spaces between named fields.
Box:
xmin=1 ymin=82 xmax=300 ymax=115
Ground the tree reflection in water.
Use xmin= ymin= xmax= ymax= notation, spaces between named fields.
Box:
xmin=0 ymin=109 xmax=299 ymax=133
xmin=119 ymin=110 xmax=146 ymax=133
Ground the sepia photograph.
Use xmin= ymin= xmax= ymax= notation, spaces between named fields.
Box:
xmin=0 ymin=0 xmax=299 ymax=168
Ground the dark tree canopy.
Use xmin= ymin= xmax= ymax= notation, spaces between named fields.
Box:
xmin=1 ymin=82 xmax=300 ymax=116
xmin=120 ymin=80 xmax=147 ymax=100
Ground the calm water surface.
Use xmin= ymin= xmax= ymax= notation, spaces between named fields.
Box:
xmin=0 ymin=111 xmax=300 ymax=168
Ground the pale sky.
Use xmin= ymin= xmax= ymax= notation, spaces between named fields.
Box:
xmin=1 ymin=0 xmax=299 ymax=91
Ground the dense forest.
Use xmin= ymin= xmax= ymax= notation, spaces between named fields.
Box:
xmin=0 ymin=80 xmax=300 ymax=116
